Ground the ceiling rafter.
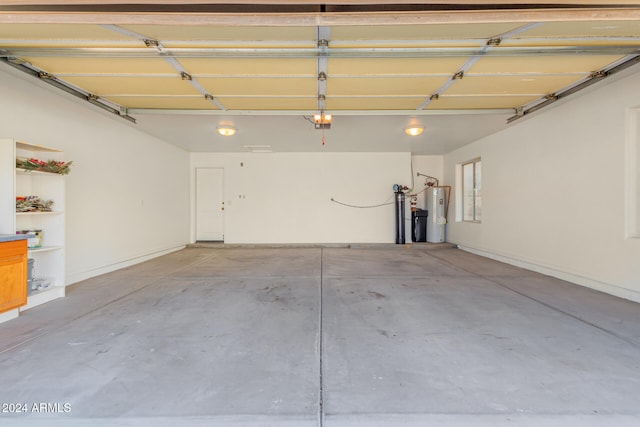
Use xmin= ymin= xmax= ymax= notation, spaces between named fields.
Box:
xmin=2 ymin=1 xmax=639 ymax=5
xmin=1 ymin=7 xmax=640 ymax=26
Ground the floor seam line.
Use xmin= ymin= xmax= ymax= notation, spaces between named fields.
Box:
xmin=319 ymin=247 xmax=325 ymax=427
xmin=488 ymin=281 xmax=640 ymax=348
xmin=1 ymin=279 xmax=164 ymax=354
xmin=427 ymin=251 xmax=640 ymax=349
xmin=0 ymin=331 xmax=48 ymax=355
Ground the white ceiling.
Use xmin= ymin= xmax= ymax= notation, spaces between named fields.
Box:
xmin=132 ymin=112 xmax=512 ymax=154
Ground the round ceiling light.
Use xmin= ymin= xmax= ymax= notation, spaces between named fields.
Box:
xmin=217 ymin=126 xmax=237 ymax=137
xmin=404 ymin=126 xmax=424 ymax=136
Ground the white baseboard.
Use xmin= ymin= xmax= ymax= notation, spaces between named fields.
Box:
xmin=0 ymin=308 xmax=19 ymax=324
xmin=21 ymin=286 xmax=65 ymax=311
xmin=457 ymin=245 xmax=640 ymax=304
xmin=66 ymin=244 xmax=186 ymax=286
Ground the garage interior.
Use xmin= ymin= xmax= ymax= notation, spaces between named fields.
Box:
xmin=1 ymin=246 xmax=640 ymax=426
xmin=1 ymin=1 xmax=640 ymax=426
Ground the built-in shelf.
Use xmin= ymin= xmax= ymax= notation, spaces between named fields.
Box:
xmin=17 ymin=211 xmax=64 ymax=216
xmin=28 ymin=245 xmax=63 ymax=254
xmin=16 ymin=168 xmax=63 ymax=176
xmin=1 ymin=138 xmax=66 ymax=320
xmin=28 ymin=286 xmax=54 ymax=298
xmin=23 ymin=286 xmax=65 ymax=311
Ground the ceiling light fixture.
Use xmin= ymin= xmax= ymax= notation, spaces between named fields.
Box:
xmin=217 ymin=125 xmax=237 ymax=136
xmin=313 ymin=111 xmax=332 ymax=146
xmin=405 ymin=125 xmax=424 ymax=136
xmin=313 ymin=113 xmax=332 ymax=129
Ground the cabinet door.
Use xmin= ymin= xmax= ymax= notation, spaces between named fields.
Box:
xmin=0 ymin=241 xmax=28 ymax=313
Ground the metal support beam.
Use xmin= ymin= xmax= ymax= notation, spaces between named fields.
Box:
xmin=0 ymin=55 xmax=136 ymax=123
xmin=101 ymin=24 xmax=227 ymax=110
xmin=127 ymin=108 xmax=514 ymax=116
xmin=417 ymin=22 xmax=544 ymax=110
xmin=507 ymin=54 xmax=640 ymax=123
xmin=316 ymin=26 xmax=330 ymax=112
xmin=2 ymin=45 xmax=638 ymax=59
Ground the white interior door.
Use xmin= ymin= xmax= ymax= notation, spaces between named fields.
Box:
xmin=196 ymin=168 xmax=224 ymax=241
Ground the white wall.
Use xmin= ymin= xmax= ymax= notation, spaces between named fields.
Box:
xmin=0 ymin=67 xmax=190 ymax=284
xmin=191 ymin=152 xmax=412 ymax=243
xmin=443 ymin=68 xmax=640 ymax=302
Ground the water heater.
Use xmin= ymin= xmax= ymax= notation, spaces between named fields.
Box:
xmin=425 ymin=187 xmax=447 ymax=243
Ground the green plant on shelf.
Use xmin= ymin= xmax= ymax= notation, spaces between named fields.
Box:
xmin=16 ymin=157 xmax=73 ymax=175
xmin=16 ymin=196 xmax=54 ymax=212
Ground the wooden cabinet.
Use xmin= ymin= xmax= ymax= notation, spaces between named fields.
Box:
xmin=0 ymin=239 xmax=28 ymax=313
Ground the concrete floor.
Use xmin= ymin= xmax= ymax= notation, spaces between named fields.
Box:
xmin=1 ymin=245 xmax=639 ymax=427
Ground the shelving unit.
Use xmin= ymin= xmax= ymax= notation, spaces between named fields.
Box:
xmin=0 ymin=138 xmax=66 ymax=313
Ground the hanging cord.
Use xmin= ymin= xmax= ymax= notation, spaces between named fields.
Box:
xmin=406 ymin=160 xmax=416 ymax=193
xmin=302 ymin=115 xmax=327 ymax=146
xmin=330 ymin=193 xmax=395 ymax=209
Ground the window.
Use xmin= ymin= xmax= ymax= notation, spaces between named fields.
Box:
xmin=462 ymin=159 xmax=481 ymax=222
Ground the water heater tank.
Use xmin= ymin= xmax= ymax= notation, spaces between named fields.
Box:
xmin=425 ymin=187 xmax=447 ymax=243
